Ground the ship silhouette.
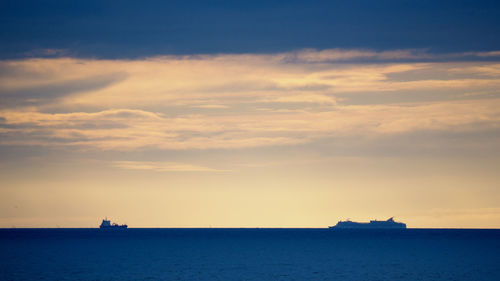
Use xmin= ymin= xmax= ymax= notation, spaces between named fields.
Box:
xmin=99 ymin=218 xmax=127 ymax=229
xmin=329 ymin=217 xmax=406 ymax=229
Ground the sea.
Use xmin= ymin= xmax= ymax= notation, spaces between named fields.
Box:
xmin=1 ymin=228 xmax=499 ymax=281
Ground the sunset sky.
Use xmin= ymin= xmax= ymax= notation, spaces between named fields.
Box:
xmin=1 ymin=0 xmax=500 ymax=228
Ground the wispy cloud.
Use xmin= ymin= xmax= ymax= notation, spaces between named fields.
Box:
xmin=285 ymin=49 xmax=500 ymax=63
xmin=285 ymin=49 xmax=433 ymax=63
xmin=191 ymin=104 xmax=228 ymax=109
xmin=24 ymin=48 xmax=69 ymax=58
xmin=1 ymin=49 xmax=500 ymax=151
xmin=112 ymin=161 xmax=227 ymax=172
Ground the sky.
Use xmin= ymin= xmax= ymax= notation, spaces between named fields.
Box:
xmin=1 ymin=0 xmax=500 ymax=228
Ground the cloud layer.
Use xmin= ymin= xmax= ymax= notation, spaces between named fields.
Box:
xmin=1 ymin=49 xmax=500 ymax=151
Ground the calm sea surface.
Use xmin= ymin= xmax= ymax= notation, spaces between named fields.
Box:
xmin=1 ymin=228 xmax=499 ymax=280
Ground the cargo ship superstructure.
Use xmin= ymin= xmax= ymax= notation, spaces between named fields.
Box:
xmin=99 ymin=218 xmax=127 ymax=229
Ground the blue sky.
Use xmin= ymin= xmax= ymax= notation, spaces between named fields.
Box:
xmin=2 ymin=0 xmax=500 ymax=58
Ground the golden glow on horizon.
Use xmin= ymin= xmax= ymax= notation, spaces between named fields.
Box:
xmin=1 ymin=49 xmax=500 ymax=228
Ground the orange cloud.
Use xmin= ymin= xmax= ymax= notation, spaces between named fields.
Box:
xmin=1 ymin=50 xmax=500 ymax=151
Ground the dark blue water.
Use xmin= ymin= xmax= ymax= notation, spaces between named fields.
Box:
xmin=1 ymin=228 xmax=499 ymax=280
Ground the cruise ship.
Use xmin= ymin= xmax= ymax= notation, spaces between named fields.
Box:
xmin=329 ymin=217 xmax=406 ymax=229
xmin=99 ymin=218 xmax=127 ymax=229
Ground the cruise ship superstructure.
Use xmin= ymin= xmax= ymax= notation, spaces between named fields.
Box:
xmin=329 ymin=217 xmax=406 ymax=229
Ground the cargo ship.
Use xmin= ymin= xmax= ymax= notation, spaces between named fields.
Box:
xmin=99 ymin=218 xmax=127 ymax=229
xmin=329 ymin=217 xmax=406 ymax=229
